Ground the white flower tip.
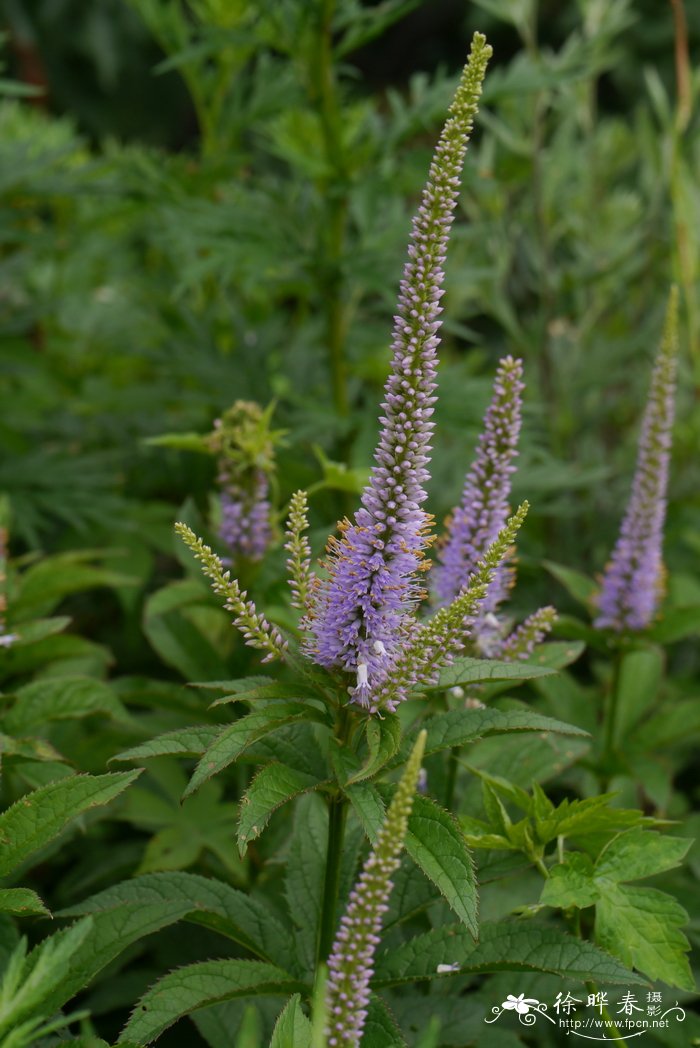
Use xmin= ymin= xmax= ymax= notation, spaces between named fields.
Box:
xmin=372 ymin=639 xmax=387 ymax=656
xmin=449 ymin=686 xmax=465 ymax=699
xmin=436 ymin=963 xmax=460 ymax=974
xmin=357 ymin=662 xmax=369 ymax=687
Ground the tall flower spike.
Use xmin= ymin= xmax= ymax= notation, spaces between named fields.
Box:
xmin=175 ymin=523 xmax=288 ymax=663
xmin=373 ymin=503 xmax=528 ymax=712
xmin=284 ymin=490 xmax=315 ymax=619
xmin=325 ymin=730 xmax=427 ymax=1047
xmin=308 ymin=34 xmax=493 ymax=707
xmin=595 ymin=289 xmax=679 ymax=631
xmin=434 ymin=355 xmax=524 ymax=610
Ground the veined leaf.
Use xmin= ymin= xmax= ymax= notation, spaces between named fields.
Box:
xmin=185 ymin=703 xmax=329 ymax=798
xmin=237 ymin=763 xmax=326 ymax=855
xmin=0 ymin=771 xmax=140 ymax=877
xmin=210 ymin=682 xmax=319 ymax=707
xmin=59 ymin=871 xmax=295 ymax=967
xmin=435 ymin=657 xmax=556 ymax=690
xmin=0 ymin=888 xmax=50 ymax=917
xmin=284 ymin=795 xmax=327 ymax=976
xmin=419 ymin=707 xmax=588 ymax=757
xmin=595 ymin=884 xmax=693 ymax=990
xmin=345 ymin=781 xmax=386 ymax=842
xmin=595 ymin=828 xmax=691 ymax=883
xmin=112 ymin=726 xmax=221 ymax=763
xmin=270 ymin=994 xmax=312 ymax=1048
xmin=405 ymin=795 xmax=478 ymax=937
xmin=362 ymin=995 xmax=407 ymax=1047
xmin=120 ymin=960 xmax=304 ymax=1045
xmin=540 ymin=853 xmax=600 ymax=909
xmin=373 ymin=920 xmax=644 ymax=986
xmin=346 ymin=713 xmax=401 ymax=785
xmin=5 ymin=676 xmax=130 ymax=733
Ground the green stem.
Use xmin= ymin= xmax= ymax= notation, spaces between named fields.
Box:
xmin=317 ymin=791 xmax=348 ymax=965
xmin=443 ymin=745 xmax=460 ymax=810
xmin=316 ymin=704 xmax=351 ymax=965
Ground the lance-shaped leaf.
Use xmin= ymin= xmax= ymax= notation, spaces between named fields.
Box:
xmin=0 ymin=888 xmax=50 ymax=917
xmin=373 ymin=920 xmax=645 ymax=986
xmin=270 ymin=995 xmax=312 ymax=1048
xmin=237 ymin=763 xmax=327 ymax=855
xmin=5 ymin=675 xmax=130 ymax=733
xmin=113 ymin=726 xmax=221 ymax=763
xmin=404 ymin=795 xmax=478 ymax=937
xmin=184 ymin=702 xmax=330 ymax=798
xmin=120 ymin=960 xmax=304 ymax=1045
xmin=59 ymin=871 xmax=295 ymax=969
xmin=0 ymin=771 xmax=140 ymax=877
xmin=434 ymin=656 xmax=556 ymax=690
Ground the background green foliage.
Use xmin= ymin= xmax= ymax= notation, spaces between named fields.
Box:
xmin=0 ymin=1 xmax=699 ymax=1045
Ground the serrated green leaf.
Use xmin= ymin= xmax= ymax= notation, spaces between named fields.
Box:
xmin=59 ymin=871 xmax=295 ymax=968
xmin=0 ymin=771 xmax=141 ymax=877
xmin=436 ymin=658 xmax=556 ymax=690
xmin=347 ymin=713 xmax=401 ymax=784
xmin=373 ymin=920 xmax=644 ymax=986
xmin=185 ymin=704 xmax=328 ymax=798
xmin=0 ymin=888 xmax=50 ymax=917
xmin=405 ymin=795 xmax=478 ymax=937
xmin=595 ymin=884 xmax=693 ymax=990
xmin=120 ymin=960 xmax=304 ymax=1045
xmin=595 ymin=828 xmax=691 ymax=883
xmin=284 ymin=795 xmax=327 ymax=975
xmin=210 ymin=682 xmax=316 ymax=707
xmin=112 ymin=725 xmax=221 ymax=763
xmin=237 ymin=763 xmax=325 ymax=855
xmin=6 ymin=675 xmax=130 ymax=733
xmin=345 ymin=781 xmax=386 ymax=842
xmin=420 ymin=707 xmax=588 ymax=757
xmin=362 ymin=995 xmax=407 ymax=1047
xmin=270 ymin=994 xmax=312 ymax=1047
xmin=540 ymin=853 xmax=600 ymax=909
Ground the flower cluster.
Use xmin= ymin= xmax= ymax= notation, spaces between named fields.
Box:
xmin=324 ymin=731 xmax=426 ymax=1046
xmin=180 ymin=35 xmax=538 ymax=712
xmin=434 ymin=355 xmax=524 ymax=612
xmin=305 ymin=33 xmax=493 ymax=707
xmin=208 ymin=401 xmax=277 ymax=563
xmin=595 ymin=290 xmax=679 ymax=631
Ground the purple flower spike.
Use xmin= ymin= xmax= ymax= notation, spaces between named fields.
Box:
xmin=435 ymin=355 xmax=524 ymax=612
xmin=307 ymin=34 xmax=493 ymax=707
xmin=595 ymin=290 xmax=679 ymax=632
